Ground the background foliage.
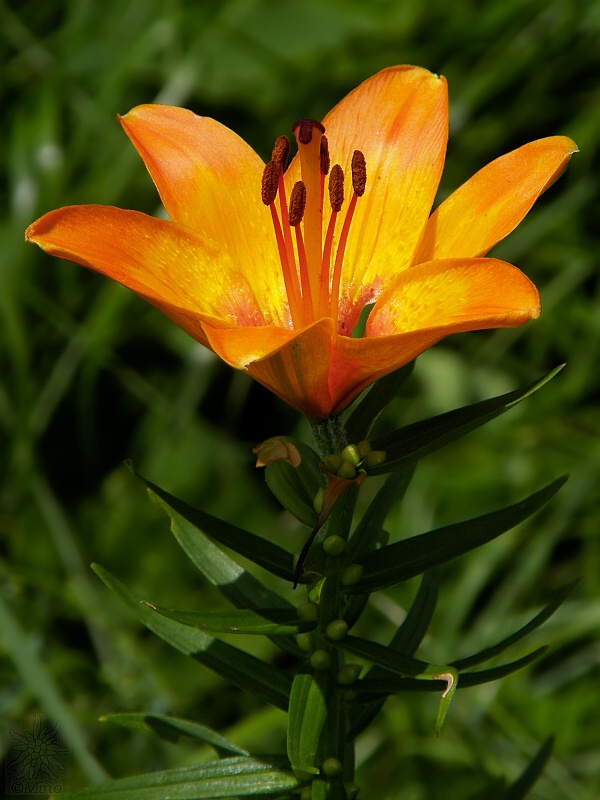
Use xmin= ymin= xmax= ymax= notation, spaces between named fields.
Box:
xmin=1 ymin=0 xmax=599 ymax=797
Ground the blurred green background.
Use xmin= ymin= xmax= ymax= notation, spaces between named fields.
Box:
xmin=1 ymin=0 xmax=599 ymax=797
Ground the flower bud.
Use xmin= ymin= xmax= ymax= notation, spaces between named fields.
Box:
xmin=337 ymin=461 xmax=356 ymax=480
xmin=357 ymin=440 xmax=372 ymax=458
xmin=337 ymin=663 xmax=362 ymax=685
xmin=341 ymin=564 xmax=364 ymax=586
xmin=297 ymin=602 xmax=318 ymax=622
xmin=326 ymin=619 xmax=348 ymax=641
xmin=341 ymin=444 xmax=361 ymax=467
xmin=364 ymin=449 xmax=387 ymax=469
xmin=311 ymin=649 xmax=332 ymax=670
xmin=322 ymin=535 xmax=346 ymax=556
xmin=321 ymin=757 xmax=342 ymax=777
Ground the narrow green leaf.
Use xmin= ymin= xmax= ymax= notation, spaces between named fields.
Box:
xmin=367 ymin=366 xmax=564 ymax=475
xmin=92 ymin=564 xmax=292 ymax=710
xmin=287 ymin=673 xmax=328 ymax=775
xmin=354 ymin=647 xmax=548 ymax=698
xmin=345 ymin=361 xmax=415 ymax=442
xmin=346 ymin=461 xmax=416 ymax=562
xmin=100 ymin=713 xmax=249 ymax=755
xmin=347 ymin=476 xmax=567 ymax=593
xmin=265 ymin=439 xmax=324 ymax=527
xmin=452 ymin=580 xmax=579 ymax=669
xmin=61 ymin=755 xmax=299 ymax=798
xmin=498 ymin=736 xmax=554 ymax=800
xmin=146 ymin=605 xmax=308 ymax=636
xmin=132 ymin=467 xmax=294 ymax=582
xmin=347 ymin=570 xmax=441 ymax=739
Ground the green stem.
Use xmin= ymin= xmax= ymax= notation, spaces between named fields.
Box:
xmin=311 ymin=415 xmax=348 ymax=456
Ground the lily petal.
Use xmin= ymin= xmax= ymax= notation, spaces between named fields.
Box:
xmin=25 ymin=205 xmax=266 ymax=345
xmin=203 ymin=318 xmax=336 ymax=420
xmin=119 ymin=105 xmax=286 ymax=323
xmin=320 ymin=66 xmax=448 ymax=306
xmin=414 ymin=136 xmax=578 ymax=262
xmin=367 ymin=257 xmax=540 ymax=338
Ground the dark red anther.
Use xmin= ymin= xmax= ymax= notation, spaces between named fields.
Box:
xmin=271 ymin=135 xmax=290 ymax=170
xmin=328 ymin=165 xmax=344 ymax=212
xmin=320 ymin=136 xmax=330 ymax=176
xmin=351 ymin=150 xmax=367 ymax=197
xmin=261 ymin=160 xmax=279 ymax=205
xmin=292 ymin=118 xmax=325 ymax=145
xmin=288 ymin=181 xmax=307 ymax=226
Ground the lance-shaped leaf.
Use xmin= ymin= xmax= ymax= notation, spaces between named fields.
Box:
xmin=60 ymin=755 xmax=299 ymax=799
xmin=100 ymin=713 xmax=249 ymax=755
xmin=354 ymin=646 xmax=548 ymax=698
xmin=92 ymin=564 xmax=292 ymax=710
xmin=333 ymin=634 xmax=456 ymax=734
xmin=348 ymin=570 xmax=440 ymax=739
xmin=265 ymin=439 xmax=324 ymax=527
xmin=345 ymin=361 xmax=415 ymax=442
xmin=287 ymin=673 xmax=328 ymax=776
xmin=145 ymin=605 xmax=310 ymax=636
xmin=132 ymin=466 xmax=294 ymax=582
xmin=346 ymin=476 xmax=567 ymax=593
xmin=451 ymin=579 xmax=579 ymax=670
xmin=498 ymin=736 xmax=554 ymax=800
xmin=148 ymin=487 xmax=300 ymax=656
xmin=367 ymin=366 xmax=563 ymax=476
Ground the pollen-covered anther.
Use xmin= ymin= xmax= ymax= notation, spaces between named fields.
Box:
xmin=292 ymin=118 xmax=325 ymax=145
xmin=271 ymin=135 xmax=290 ymax=170
xmin=351 ymin=150 xmax=367 ymax=196
xmin=320 ymin=136 xmax=330 ymax=176
xmin=261 ymin=160 xmax=279 ymax=206
xmin=288 ymin=181 xmax=307 ymax=227
xmin=328 ymin=164 xmax=344 ymax=212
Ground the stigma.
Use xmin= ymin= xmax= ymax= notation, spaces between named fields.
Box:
xmin=261 ymin=119 xmax=367 ymax=330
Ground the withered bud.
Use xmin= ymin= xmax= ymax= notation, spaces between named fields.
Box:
xmin=351 ymin=150 xmax=367 ymax=197
xmin=329 ymin=164 xmax=344 ymax=212
xmin=271 ymin=135 xmax=290 ymax=169
xmin=292 ymin=118 xmax=325 ymax=145
xmin=320 ymin=136 xmax=330 ymax=175
xmin=288 ymin=181 xmax=307 ymax=226
xmin=261 ymin=160 xmax=279 ymax=205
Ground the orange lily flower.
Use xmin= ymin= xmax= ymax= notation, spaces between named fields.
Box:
xmin=26 ymin=66 xmax=576 ymax=420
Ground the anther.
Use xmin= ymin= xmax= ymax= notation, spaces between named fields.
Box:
xmin=261 ymin=160 xmax=279 ymax=206
xmin=271 ymin=135 xmax=290 ymax=170
xmin=292 ymin=118 xmax=325 ymax=145
xmin=351 ymin=150 xmax=367 ymax=197
xmin=320 ymin=136 xmax=330 ymax=176
xmin=288 ymin=181 xmax=307 ymax=227
xmin=329 ymin=164 xmax=344 ymax=212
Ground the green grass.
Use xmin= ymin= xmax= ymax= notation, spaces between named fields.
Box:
xmin=1 ymin=0 xmax=599 ymax=797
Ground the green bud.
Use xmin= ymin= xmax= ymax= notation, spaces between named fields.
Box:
xmin=342 ymin=688 xmax=358 ymax=702
xmin=337 ymin=461 xmax=356 ymax=480
xmin=341 ymin=444 xmax=362 ymax=467
xmin=296 ymin=632 xmax=312 ymax=651
xmin=337 ymin=663 xmax=362 ymax=685
xmin=364 ymin=449 xmax=387 ymax=469
xmin=321 ymin=757 xmax=343 ymax=777
xmin=310 ymin=649 xmax=332 ymax=670
xmin=341 ymin=564 xmax=364 ymax=586
xmin=357 ymin=440 xmax=372 ymax=458
xmin=313 ymin=487 xmax=325 ymax=513
xmin=322 ymin=535 xmax=346 ymax=556
xmin=297 ymin=602 xmax=318 ymax=622
xmin=300 ymin=788 xmax=312 ymax=800
xmin=326 ymin=619 xmax=348 ymax=641
xmin=323 ymin=453 xmax=342 ymax=473
xmin=344 ymin=781 xmax=360 ymax=798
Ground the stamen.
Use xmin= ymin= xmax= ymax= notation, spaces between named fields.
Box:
xmin=289 ymin=181 xmax=312 ymax=321
xmin=330 ymin=153 xmax=367 ymax=323
xmin=320 ymin=136 xmax=330 ymax=176
xmin=292 ymin=118 xmax=325 ymax=145
xmin=351 ymin=150 xmax=367 ymax=197
xmin=288 ymin=181 xmax=307 ymax=227
xmin=320 ymin=164 xmax=344 ymax=316
xmin=328 ymin=164 xmax=344 ymax=212
xmin=272 ymin=135 xmax=290 ymax=170
xmin=261 ymin=160 xmax=279 ymax=206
